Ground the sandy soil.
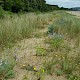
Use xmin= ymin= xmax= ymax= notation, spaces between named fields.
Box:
xmin=67 ymin=11 xmax=80 ymax=18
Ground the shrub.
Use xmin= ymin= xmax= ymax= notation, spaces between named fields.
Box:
xmin=0 ymin=6 xmax=5 ymax=18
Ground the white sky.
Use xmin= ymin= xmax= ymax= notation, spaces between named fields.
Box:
xmin=45 ymin=0 xmax=80 ymax=8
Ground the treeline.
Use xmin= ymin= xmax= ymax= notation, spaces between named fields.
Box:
xmin=0 ymin=0 xmax=70 ymax=13
xmin=0 ymin=0 xmax=61 ymax=13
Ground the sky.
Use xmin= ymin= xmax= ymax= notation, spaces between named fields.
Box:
xmin=45 ymin=0 xmax=80 ymax=8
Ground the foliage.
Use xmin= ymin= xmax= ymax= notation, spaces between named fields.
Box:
xmin=36 ymin=47 xmax=47 ymax=56
xmin=0 ymin=0 xmax=58 ymax=13
xmin=0 ymin=6 xmax=6 ymax=18
xmin=5 ymin=70 xmax=15 ymax=78
xmin=0 ymin=60 xmax=15 ymax=79
xmin=0 ymin=0 xmax=70 ymax=13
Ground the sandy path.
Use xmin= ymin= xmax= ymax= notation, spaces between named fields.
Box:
xmin=67 ymin=11 xmax=80 ymax=18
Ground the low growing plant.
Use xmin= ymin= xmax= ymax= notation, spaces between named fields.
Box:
xmin=48 ymin=34 xmax=64 ymax=51
xmin=36 ymin=47 xmax=47 ymax=56
xmin=0 ymin=60 xmax=15 ymax=79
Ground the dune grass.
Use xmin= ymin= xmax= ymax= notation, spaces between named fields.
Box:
xmin=0 ymin=12 xmax=54 ymax=49
xmin=52 ymin=12 xmax=80 ymax=42
xmin=44 ymin=11 xmax=80 ymax=80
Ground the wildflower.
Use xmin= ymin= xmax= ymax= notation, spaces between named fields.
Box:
xmin=34 ymin=67 xmax=36 ymax=70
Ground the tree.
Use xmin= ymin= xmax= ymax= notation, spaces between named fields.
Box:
xmin=0 ymin=0 xmax=60 ymax=13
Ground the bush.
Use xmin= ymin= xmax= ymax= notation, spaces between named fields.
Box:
xmin=0 ymin=6 xmax=5 ymax=18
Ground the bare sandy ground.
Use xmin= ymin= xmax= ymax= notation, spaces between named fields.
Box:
xmin=67 ymin=11 xmax=80 ymax=18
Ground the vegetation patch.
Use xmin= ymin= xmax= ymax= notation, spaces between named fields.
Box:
xmin=36 ymin=47 xmax=47 ymax=56
xmin=0 ymin=59 xmax=15 ymax=79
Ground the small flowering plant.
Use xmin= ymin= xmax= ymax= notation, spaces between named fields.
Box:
xmin=34 ymin=67 xmax=45 ymax=80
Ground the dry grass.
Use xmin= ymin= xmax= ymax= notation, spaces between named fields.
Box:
xmin=0 ymin=12 xmax=54 ymax=49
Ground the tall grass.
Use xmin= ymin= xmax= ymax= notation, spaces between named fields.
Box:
xmin=49 ymin=12 xmax=80 ymax=48
xmin=44 ymin=11 xmax=80 ymax=80
xmin=52 ymin=12 xmax=80 ymax=39
xmin=0 ymin=12 xmax=53 ymax=49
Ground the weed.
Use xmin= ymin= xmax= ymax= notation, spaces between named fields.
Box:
xmin=56 ymin=69 xmax=63 ymax=76
xmin=43 ymin=60 xmax=57 ymax=75
xmin=48 ymin=34 xmax=64 ymax=51
xmin=34 ymin=67 xmax=45 ymax=80
xmin=0 ymin=59 xmax=15 ymax=79
xmin=5 ymin=70 xmax=15 ymax=78
xmin=21 ymin=64 xmax=34 ymax=71
xmin=36 ymin=47 xmax=47 ymax=56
